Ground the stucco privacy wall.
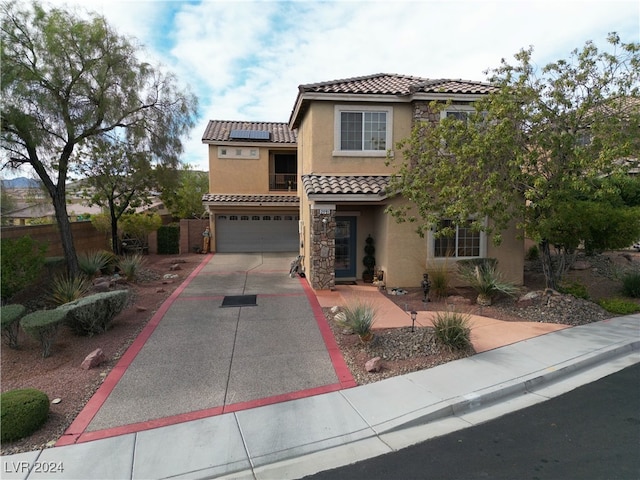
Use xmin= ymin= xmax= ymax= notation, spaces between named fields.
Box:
xmin=0 ymin=222 xmax=109 ymax=257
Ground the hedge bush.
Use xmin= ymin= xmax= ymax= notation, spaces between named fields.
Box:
xmin=20 ymin=309 xmax=67 ymax=358
xmin=1 ymin=388 xmax=50 ymax=443
xmin=1 ymin=304 xmax=27 ymax=349
xmin=598 ymin=298 xmax=640 ymax=315
xmin=157 ymin=225 xmax=180 ymax=254
xmin=59 ymin=289 xmax=130 ymax=336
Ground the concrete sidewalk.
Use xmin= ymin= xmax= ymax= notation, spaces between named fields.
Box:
xmin=1 ymin=253 xmax=638 ymax=479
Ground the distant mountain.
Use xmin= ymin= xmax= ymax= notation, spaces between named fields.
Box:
xmin=1 ymin=177 xmax=42 ymax=189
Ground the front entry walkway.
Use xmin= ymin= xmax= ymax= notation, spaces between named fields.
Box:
xmin=58 ymin=253 xmax=354 ymax=446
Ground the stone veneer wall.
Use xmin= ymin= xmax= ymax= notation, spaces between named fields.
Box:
xmin=309 ymin=208 xmax=335 ymax=290
xmin=412 ymin=101 xmax=440 ymax=126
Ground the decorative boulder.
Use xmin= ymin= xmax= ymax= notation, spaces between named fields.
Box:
xmin=365 ymin=357 xmax=382 ymax=372
xmin=81 ymin=348 xmax=105 ymax=370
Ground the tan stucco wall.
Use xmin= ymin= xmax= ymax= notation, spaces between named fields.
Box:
xmin=207 ymin=144 xmax=296 ymax=194
xmin=299 ymin=101 xmax=412 ymax=175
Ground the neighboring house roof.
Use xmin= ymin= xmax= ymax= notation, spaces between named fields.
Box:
xmin=290 ymin=73 xmax=497 ymax=127
xmin=202 ymin=120 xmax=297 ymax=144
xmin=301 ymin=174 xmax=391 ymax=201
xmin=202 ymin=194 xmax=300 ymax=207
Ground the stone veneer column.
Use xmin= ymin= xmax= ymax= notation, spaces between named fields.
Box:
xmin=309 ymin=207 xmax=335 ymax=290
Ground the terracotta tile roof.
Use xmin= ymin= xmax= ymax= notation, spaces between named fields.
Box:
xmin=202 ymin=194 xmax=299 ymax=205
xmin=302 ymin=174 xmax=391 ymax=197
xmin=290 ymin=73 xmax=496 ymax=127
xmin=298 ymin=73 xmax=496 ymax=96
xmin=202 ymin=121 xmax=297 ymax=143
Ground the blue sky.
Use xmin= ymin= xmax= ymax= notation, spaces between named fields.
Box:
xmin=33 ymin=0 xmax=640 ymax=171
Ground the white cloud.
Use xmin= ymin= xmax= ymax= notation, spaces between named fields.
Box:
xmin=20 ymin=0 xmax=640 ymax=172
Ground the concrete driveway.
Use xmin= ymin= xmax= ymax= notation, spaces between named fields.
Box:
xmin=60 ymin=253 xmax=354 ymax=445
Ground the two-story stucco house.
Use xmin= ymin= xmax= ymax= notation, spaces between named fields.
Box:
xmin=202 ymin=73 xmax=524 ymax=291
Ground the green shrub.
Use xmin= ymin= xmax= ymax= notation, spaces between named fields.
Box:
xmin=157 ymin=224 xmax=180 ymax=254
xmin=49 ymin=273 xmax=92 ymax=306
xmin=20 ymin=309 xmax=67 ymax=357
xmin=336 ymin=301 xmax=377 ymax=339
xmin=78 ymin=250 xmax=116 ymax=277
xmin=1 ymin=236 xmax=47 ymax=302
xmin=1 ymin=304 xmax=27 ymax=349
xmin=59 ymin=289 xmax=130 ymax=336
xmin=1 ymin=388 xmax=50 ymax=443
xmin=526 ymin=244 xmax=540 ymax=261
xmin=432 ymin=311 xmax=472 ymax=351
xmin=117 ymin=254 xmax=147 ymax=282
xmin=558 ymin=281 xmax=589 ymax=300
xmin=621 ymin=271 xmax=640 ymax=298
xmin=597 ymin=298 xmax=640 ymax=315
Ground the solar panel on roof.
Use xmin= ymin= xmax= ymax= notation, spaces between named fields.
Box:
xmin=229 ymin=129 xmax=270 ymax=140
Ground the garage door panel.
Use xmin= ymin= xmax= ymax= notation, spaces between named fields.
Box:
xmin=216 ymin=214 xmax=299 ymax=252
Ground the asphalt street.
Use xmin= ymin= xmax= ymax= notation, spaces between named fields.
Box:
xmin=305 ymin=362 xmax=640 ymax=480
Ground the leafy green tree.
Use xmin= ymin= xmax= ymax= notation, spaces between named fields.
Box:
xmin=387 ymin=33 xmax=640 ymax=289
xmin=75 ymin=138 xmax=168 ymax=254
xmin=160 ymin=165 xmax=209 ymax=219
xmin=0 ymin=1 xmax=197 ymax=275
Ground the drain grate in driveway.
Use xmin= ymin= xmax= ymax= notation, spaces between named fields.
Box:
xmin=221 ymin=295 xmax=257 ymax=307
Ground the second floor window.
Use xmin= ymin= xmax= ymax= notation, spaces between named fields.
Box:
xmin=334 ymin=105 xmax=393 ymax=156
xmin=341 ymin=111 xmax=386 ymax=150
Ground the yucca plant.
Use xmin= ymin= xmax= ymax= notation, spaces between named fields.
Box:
xmin=117 ymin=254 xmax=147 ymax=282
xmin=78 ymin=250 xmax=116 ymax=277
xmin=432 ymin=311 xmax=471 ymax=351
xmin=48 ymin=274 xmax=92 ymax=306
xmin=458 ymin=262 xmax=518 ymax=306
xmin=336 ymin=300 xmax=377 ymax=342
xmin=426 ymin=260 xmax=452 ymax=299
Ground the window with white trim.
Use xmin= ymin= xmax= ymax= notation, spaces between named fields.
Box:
xmin=440 ymin=106 xmax=475 ymax=123
xmin=334 ymin=105 xmax=393 ymax=156
xmin=432 ymin=219 xmax=484 ymax=258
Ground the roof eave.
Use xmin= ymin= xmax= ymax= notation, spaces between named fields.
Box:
xmin=307 ymin=193 xmax=389 ymax=202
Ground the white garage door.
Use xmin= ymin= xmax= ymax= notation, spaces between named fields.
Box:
xmin=216 ymin=213 xmax=299 ymax=252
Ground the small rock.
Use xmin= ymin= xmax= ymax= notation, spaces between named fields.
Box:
xmin=81 ymin=348 xmax=105 ymax=370
xmin=334 ymin=312 xmax=346 ymax=323
xmin=169 ymin=264 xmax=182 ymax=271
xmin=330 ymin=306 xmax=341 ymax=314
xmin=136 ymin=305 xmax=148 ymax=312
xmin=163 ymin=273 xmax=179 ymax=279
xmin=162 ymin=280 xmax=174 ymax=285
xmin=93 ymin=277 xmax=110 ymax=285
xmin=365 ymin=357 xmax=382 ymax=372
xmin=156 ymin=288 xmax=166 ymax=293
xmin=51 ymin=398 xmax=61 ymax=404
xmin=93 ymin=282 xmax=111 ymax=292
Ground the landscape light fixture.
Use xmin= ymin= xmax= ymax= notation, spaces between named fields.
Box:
xmin=410 ymin=311 xmax=417 ymax=332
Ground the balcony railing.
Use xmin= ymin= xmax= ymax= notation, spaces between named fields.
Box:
xmin=269 ymin=173 xmax=297 ymax=191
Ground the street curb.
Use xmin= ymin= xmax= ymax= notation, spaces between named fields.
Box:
xmin=382 ymin=338 xmax=640 ymax=434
